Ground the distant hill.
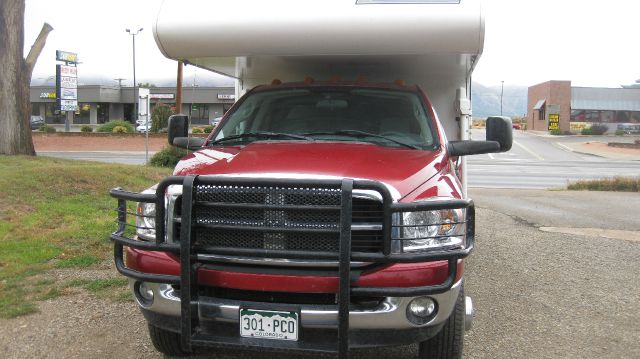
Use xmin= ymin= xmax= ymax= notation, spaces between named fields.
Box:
xmin=472 ymin=82 xmax=527 ymax=118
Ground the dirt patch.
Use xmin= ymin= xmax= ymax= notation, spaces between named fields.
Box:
xmin=575 ymin=141 xmax=640 ymax=159
xmin=33 ymin=133 xmax=169 ymax=152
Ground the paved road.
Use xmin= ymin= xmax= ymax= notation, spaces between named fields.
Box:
xmin=37 ymin=151 xmax=154 ymax=165
xmin=38 ymin=131 xmax=640 ymax=190
xmin=467 ymin=130 xmax=640 ymax=189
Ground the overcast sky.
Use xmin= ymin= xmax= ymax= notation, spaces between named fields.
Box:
xmin=25 ymin=0 xmax=640 ymax=88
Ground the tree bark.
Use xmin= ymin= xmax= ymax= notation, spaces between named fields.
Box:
xmin=0 ymin=0 xmax=52 ymax=155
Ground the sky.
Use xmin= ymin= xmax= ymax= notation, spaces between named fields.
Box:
xmin=24 ymin=0 xmax=640 ymax=88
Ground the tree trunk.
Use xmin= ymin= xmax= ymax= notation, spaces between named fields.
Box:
xmin=0 ymin=0 xmax=52 ymax=155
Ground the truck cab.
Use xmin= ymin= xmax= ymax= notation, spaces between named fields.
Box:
xmin=110 ymin=1 xmax=512 ymax=357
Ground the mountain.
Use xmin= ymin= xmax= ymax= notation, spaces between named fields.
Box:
xmin=471 ymin=82 xmax=527 ymax=118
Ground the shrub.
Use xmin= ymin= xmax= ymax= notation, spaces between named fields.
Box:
xmin=149 ymin=145 xmax=189 ymax=168
xmin=150 ymin=104 xmax=174 ymax=133
xmin=97 ymin=120 xmax=134 ymax=133
xmin=615 ymin=129 xmax=625 ymax=136
xmin=581 ymin=127 xmax=592 ymax=135
xmin=549 ymin=129 xmax=562 ymax=136
xmin=203 ymin=125 xmax=214 ymax=134
xmin=112 ymin=126 xmax=128 ymax=133
xmin=192 ymin=127 xmax=204 ymax=134
xmin=40 ymin=124 xmax=56 ymax=133
xmin=590 ymin=124 xmax=608 ymax=135
xmin=80 ymin=125 xmax=93 ymax=133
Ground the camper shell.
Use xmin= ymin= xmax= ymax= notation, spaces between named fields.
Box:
xmin=109 ymin=1 xmax=512 ymax=358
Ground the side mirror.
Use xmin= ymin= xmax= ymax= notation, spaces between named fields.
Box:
xmin=173 ymin=137 xmax=205 ymax=150
xmin=168 ymin=114 xmax=189 ymax=145
xmin=447 ymin=116 xmax=513 ymax=157
xmin=486 ymin=116 xmax=513 ymax=152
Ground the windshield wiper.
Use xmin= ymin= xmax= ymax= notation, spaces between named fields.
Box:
xmin=302 ymin=130 xmax=421 ymax=150
xmin=208 ymin=132 xmax=315 ymax=146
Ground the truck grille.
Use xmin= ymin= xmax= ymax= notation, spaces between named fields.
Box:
xmin=173 ymin=184 xmax=384 ymax=256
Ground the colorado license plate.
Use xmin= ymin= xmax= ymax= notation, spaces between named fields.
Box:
xmin=239 ymin=308 xmax=299 ymax=341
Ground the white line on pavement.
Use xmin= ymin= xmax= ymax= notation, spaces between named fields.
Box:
xmin=513 ymin=140 xmax=544 ymax=161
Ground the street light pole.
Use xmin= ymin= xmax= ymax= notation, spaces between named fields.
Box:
xmin=126 ymin=28 xmax=143 ymax=125
xmin=500 ymin=80 xmax=504 ymax=116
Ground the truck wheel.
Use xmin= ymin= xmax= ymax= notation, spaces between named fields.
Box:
xmin=147 ymin=324 xmax=189 ymax=357
xmin=418 ymin=285 xmax=465 ymax=359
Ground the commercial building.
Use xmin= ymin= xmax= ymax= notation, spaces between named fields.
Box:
xmin=30 ymin=85 xmax=235 ymax=126
xmin=527 ymin=81 xmax=640 ymax=134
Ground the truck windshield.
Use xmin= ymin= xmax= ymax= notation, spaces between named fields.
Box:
xmin=212 ymin=87 xmax=437 ymax=150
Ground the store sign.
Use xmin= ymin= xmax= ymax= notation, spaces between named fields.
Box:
xmin=149 ymin=93 xmax=175 ymax=99
xmin=59 ymin=100 xmax=78 ymax=111
xmin=56 ymin=50 xmax=78 ymax=63
xmin=40 ymin=92 xmax=56 ymax=99
xmin=548 ymin=114 xmax=560 ymax=131
xmin=217 ymin=94 xmax=235 ymax=100
xmin=56 ymin=63 xmax=78 ymax=112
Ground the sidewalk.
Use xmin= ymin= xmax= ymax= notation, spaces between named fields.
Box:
xmin=559 ymin=141 xmax=640 ymax=160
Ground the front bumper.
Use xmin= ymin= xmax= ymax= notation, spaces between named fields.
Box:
xmin=131 ymin=279 xmax=462 ymax=331
xmin=111 ymin=176 xmax=475 ymax=356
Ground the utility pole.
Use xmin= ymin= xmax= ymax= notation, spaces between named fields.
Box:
xmin=176 ymin=61 xmax=183 ymax=114
xmin=114 ymin=78 xmax=126 ymax=87
xmin=500 ymin=80 xmax=504 ymax=116
xmin=126 ymin=28 xmax=143 ymax=124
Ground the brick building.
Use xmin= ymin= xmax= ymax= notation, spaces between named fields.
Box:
xmin=527 ymin=81 xmax=640 ymax=134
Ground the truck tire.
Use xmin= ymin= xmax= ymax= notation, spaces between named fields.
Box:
xmin=418 ymin=285 xmax=465 ymax=359
xmin=147 ymin=324 xmax=189 ymax=357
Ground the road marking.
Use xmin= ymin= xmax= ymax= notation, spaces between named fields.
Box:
xmin=487 ymin=153 xmax=495 ymax=160
xmin=513 ymin=140 xmax=544 ymax=160
xmin=555 ymin=143 xmax=574 ymax=153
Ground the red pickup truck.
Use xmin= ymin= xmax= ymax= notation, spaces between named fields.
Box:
xmin=110 ymin=81 xmax=511 ymax=358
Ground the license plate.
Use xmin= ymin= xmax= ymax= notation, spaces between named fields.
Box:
xmin=239 ymin=308 xmax=299 ymax=341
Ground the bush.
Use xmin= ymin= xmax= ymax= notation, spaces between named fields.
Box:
xmin=590 ymin=124 xmax=608 ymax=135
xmin=615 ymin=129 xmax=625 ymax=136
xmin=112 ymin=126 xmax=128 ymax=133
xmin=150 ymin=104 xmax=174 ymax=133
xmin=97 ymin=120 xmax=134 ymax=133
xmin=40 ymin=124 xmax=56 ymax=133
xmin=203 ymin=125 xmax=214 ymax=134
xmin=149 ymin=145 xmax=189 ymax=168
xmin=581 ymin=127 xmax=593 ymax=135
xmin=80 ymin=125 xmax=93 ymax=133
xmin=549 ymin=129 xmax=562 ymax=136
xmin=192 ymin=127 xmax=204 ymax=134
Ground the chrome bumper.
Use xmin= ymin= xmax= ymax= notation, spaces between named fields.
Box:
xmin=130 ymin=279 xmax=464 ymax=330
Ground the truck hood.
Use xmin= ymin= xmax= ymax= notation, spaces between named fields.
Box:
xmin=173 ymin=142 xmax=447 ymax=198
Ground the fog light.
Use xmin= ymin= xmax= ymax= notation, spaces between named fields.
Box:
xmin=407 ymin=297 xmax=437 ymax=325
xmin=137 ymin=282 xmax=154 ymax=304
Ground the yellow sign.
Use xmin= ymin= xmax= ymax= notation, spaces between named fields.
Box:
xmin=548 ymin=114 xmax=560 ymax=131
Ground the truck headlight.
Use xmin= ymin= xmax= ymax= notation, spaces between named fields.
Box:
xmin=136 ymin=202 xmax=156 ymax=240
xmin=394 ymin=208 xmax=466 ymax=252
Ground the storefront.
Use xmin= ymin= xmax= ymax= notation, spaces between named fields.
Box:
xmin=30 ymin=85 xmax=235 ymax=127
xmin=527 ymin=81 xmax=640 ymax=134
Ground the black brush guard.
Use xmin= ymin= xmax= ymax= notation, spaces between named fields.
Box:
xmin=110 ymin=175 xmax=475 ymax=358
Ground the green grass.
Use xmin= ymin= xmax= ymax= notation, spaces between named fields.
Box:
xmin=0 ymin=155 xmax=170 ymax=317
xmin=67 ymin=277 xmax=130 ymax=302
xmin=567 ymin=177 xmax=640 ymax=192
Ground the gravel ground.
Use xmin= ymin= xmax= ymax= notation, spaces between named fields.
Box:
xmin=1 ymin=196 xmax=638 ymax=358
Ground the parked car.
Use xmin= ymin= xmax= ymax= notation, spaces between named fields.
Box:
xmin=512 ymin=123 xmax=521 ymax=130
xmin=136 ymin=123 xmax=151 ymax=133
xmin=136 ymin=118 xmax=152 ymax=126
xmin=209 ymin=116 xmax=222 ymax=127
xmin=30 ymin=116 xmax=44 ymax=130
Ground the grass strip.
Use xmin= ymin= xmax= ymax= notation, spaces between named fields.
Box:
xmin=567 ymin=176 xmax=640 ymax=192
xmin=0 ymin=155 xmax=170 ymax=317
